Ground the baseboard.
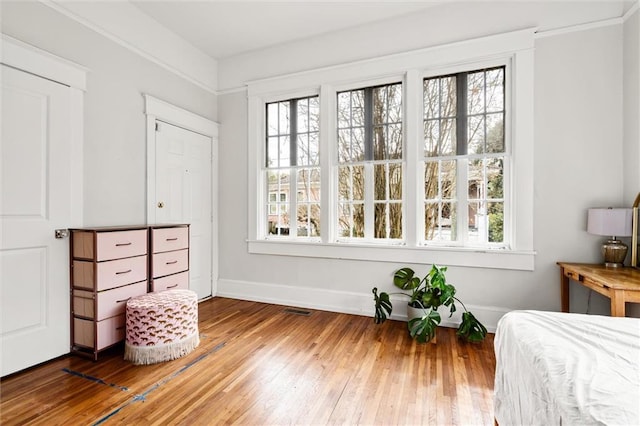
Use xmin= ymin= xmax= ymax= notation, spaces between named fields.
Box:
xmin=217 ymin=278 xmax=509 ymax=333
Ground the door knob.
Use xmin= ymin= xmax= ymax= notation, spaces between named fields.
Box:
xmin=157 ymin=201 xmax=165 ymax=208
xmin=55 ymin=229 xmax=69 ymax=239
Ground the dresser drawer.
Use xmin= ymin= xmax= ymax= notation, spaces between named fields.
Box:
xmin=152 ymin=227 xmax=189 ymax=254
xmin=74 ymin=315 xmax=125 ymax=350
xmin=152 ymin=249 xmax=188 ymax=278
xmin=151 ymin=271 xmax=189 ymax=292
xmin=96 ymin=229 xmax=148 ymax=261
xmin=95 ymin=281 xmax=148 ymax=321
xmin=97 ymin=255 xmax=147 ymax=291
xmin=73 ymin=255 xmax=147 ymax=291
xmin=73 ymin=289 xmax=95 ymax=319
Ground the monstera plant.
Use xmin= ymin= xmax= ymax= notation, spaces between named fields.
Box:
xmin=372 ymin=265 xmax=487 ymax=343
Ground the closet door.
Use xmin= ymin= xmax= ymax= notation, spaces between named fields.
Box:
xmin=1 ymin=64 xmax=74 ymax=376
xmin=154 ymin=121 xmax=212 ymax=300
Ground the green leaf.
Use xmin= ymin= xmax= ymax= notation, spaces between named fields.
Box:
xmin=372 ymin=287 xmax=393 ymax=324
xmin=421 ymin=289 xmax=440 ymax=309
xmin=393 ymin=268 xmax=421 ymax=291
xmin=408 ymin=309 xmax=441 ymax=343
xmin=440 ymin=284 xmax=457 ymax=316
xmin=456 ymin=311 xmax=487 ymax=342
xmin=427 ymin=265 xmax=448 ymax=289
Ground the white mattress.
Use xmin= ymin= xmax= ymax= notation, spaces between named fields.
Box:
xmin=494 ymin=310 xmax=640 ymax=426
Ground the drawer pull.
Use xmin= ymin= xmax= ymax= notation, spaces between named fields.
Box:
xmin=166 ymin=260 xmax=178 ymax=265
xmin=166 ymin=237 xmax=178 ymax=241
xmin=167 ymin=284 xmax=179 ymax=289
xmin=116 ymin=297 xmax=132 ymax=304
xmin=115 ymin=242 xmax=132 ymax=247
xmin=115 ymin=269 xmax=132 ymax=275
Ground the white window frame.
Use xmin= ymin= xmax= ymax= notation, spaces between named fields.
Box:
xmin=247 ymin=28 xmax=535 ymax=271
xmin=263 ymin=95 xmax=321 ymax=240
xmin=335 ymin=80 xmax=405 ymax=243
xmin=419 ymin=61 xmax=511 ymax=249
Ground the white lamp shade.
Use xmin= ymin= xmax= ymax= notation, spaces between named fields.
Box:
xmin=587 ymin=208 xmax=633 ymax=237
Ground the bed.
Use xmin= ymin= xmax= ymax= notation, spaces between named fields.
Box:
xmin=494 ymin=310 xmax=640 ymax=425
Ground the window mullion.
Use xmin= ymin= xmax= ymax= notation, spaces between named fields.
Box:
xmin=364 ymin=163 xmax=374 ymax=240
xmin=363 ymin=87 xmax=374 ymax=240
xmin=456 ymin=72 xmax=468 ymax=156
xmin=290 ymin=168 xmax=297 ymax=237
xmin=320 ymin=85 xmax=333 ymax=243
xmin=405 ymin=70 xmax=420 ymax=246
xmin=290 ymin=100 xmax=298 ymax=167
xmin=457 ymin=72 xmax=469 ymax=244
xmin=289 ymin=100 xmax=298 ymax=237
xmin=458 ymin=158 xmax=469 ymax=245
xmin=364 ymin=88 xmax=373 ymax=162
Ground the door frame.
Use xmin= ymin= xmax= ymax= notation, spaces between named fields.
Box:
xmin=1 ymin=35 xmax=85 ymax=229
xmin=144 ymin=94 xmax=219 ymax=296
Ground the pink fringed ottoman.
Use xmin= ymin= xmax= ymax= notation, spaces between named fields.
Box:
xmin=124 ymin=289 xmax=199 ymax=365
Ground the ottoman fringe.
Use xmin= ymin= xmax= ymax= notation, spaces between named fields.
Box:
xmin=124 ymin=333 xmax=200 ymax=365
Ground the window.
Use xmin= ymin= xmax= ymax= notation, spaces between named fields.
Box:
xmin=423 ymin=67 xmax=506 ymax=248
xmin=249 ymin=29 xmax=535 ymax=270
xmin=337 ymin=83 xmax=403 ymax=241
xmin=265 ymin=96 xmax=320 ymax=237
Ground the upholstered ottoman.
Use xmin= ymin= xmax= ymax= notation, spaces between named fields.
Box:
xmin=124 ymin=289 xmax=199 ymax=365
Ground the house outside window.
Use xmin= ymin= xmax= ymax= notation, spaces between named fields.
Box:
xmin=265 ymin=96 xmax=320 ymax=237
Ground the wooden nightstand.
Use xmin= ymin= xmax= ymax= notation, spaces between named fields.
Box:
xmin=557 ymin=262 xmax=640 ymax=317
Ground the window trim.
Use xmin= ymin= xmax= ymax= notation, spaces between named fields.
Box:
xmin=247 ymin=28 xmax=535 ymax=271
xmin=420 ymin=64 xmax=509 ymax=248
xmin=264 ymin=95 xmax=321 ymax=239
xmin=336 ymin=82 xmax=405 ymax=242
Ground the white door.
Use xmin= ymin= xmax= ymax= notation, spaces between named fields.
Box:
xmin=0 ymin=65 xmax=73 ymax=376
xmin=155 ymin=121 xmax=212 ymax=300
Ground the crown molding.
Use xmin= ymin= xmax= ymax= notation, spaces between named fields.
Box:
xmin=39 ymin=0 xmax=218 ymax=94
xmin=535 ymin=16 xmax=623 ymax=39
xmin=623 ymin=0 xmax=639 ymax=21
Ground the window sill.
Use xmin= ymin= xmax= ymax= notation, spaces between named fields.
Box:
xmin=247 ymin=240 xmax=535 ymax=271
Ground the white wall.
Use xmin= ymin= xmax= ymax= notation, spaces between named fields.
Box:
xmin=1 ymin=1 xmax=217 ymax=226
xmin=217 ymin=6 xmax=630 ymax=328
xmin=623 ymin=7 xmax=640 ymax=316
xmin=624 ymin=9 xmax=640 ymax=205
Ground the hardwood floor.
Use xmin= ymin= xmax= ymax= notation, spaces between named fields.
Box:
xmin=0 ymin=297 xmax=496 ymax=425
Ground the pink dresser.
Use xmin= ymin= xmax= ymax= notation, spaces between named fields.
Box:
xmin=69 ymin=224 xmax=190 ymax=360
xmin=149 ymin=224 xmax=190 ymax=292
xmin=70 ymin=226 xmax=150 ymax=360
xmin=70 ymin=224 xmax=189 ymax=360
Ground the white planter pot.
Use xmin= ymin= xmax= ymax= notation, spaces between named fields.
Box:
xmin=407 ymin=305 xmax=428 ymax=321
xmin=406 ymin=304 xmax=437 ymax=344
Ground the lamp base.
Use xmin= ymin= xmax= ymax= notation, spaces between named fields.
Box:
xmin=602 ymin=238 xmax=628 ymax=268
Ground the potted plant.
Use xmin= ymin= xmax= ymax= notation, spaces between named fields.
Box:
xmin=372 ymin=265 xmax=487 ymax=343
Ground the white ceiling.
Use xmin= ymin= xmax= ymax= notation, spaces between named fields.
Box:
xmin=130 ymin=1 xmax=443 ymax=59
xmin=129 ymin=0 xmax=636 ymax=61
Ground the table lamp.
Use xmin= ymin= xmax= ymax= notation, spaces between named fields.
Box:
xmin=587 ymin=207 xmax=633 ymax=267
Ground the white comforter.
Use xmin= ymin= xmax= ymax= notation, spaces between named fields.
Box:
xmin=494 ymin=310 xmax=640 ymax=426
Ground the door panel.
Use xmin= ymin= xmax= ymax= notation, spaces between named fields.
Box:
xmin=1 ymin=65 xmax=72 ymax=376
xmin=155 ymin=122 xmax=212 ymax=300
xmin=0 ymin=247 xmax=46 ymax=333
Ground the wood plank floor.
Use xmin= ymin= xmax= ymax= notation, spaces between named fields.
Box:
xmin=0 ymin=297 xmax=496 ymax=425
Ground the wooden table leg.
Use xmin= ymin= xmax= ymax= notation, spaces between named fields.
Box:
xmin=560 ymin=267 xmax=570 ymax=312
xmin=610 ymin=290 xmax=625 ymax=317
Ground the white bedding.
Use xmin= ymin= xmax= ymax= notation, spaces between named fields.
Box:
xmin=494 ymin=310 xmax=640 ymax=426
